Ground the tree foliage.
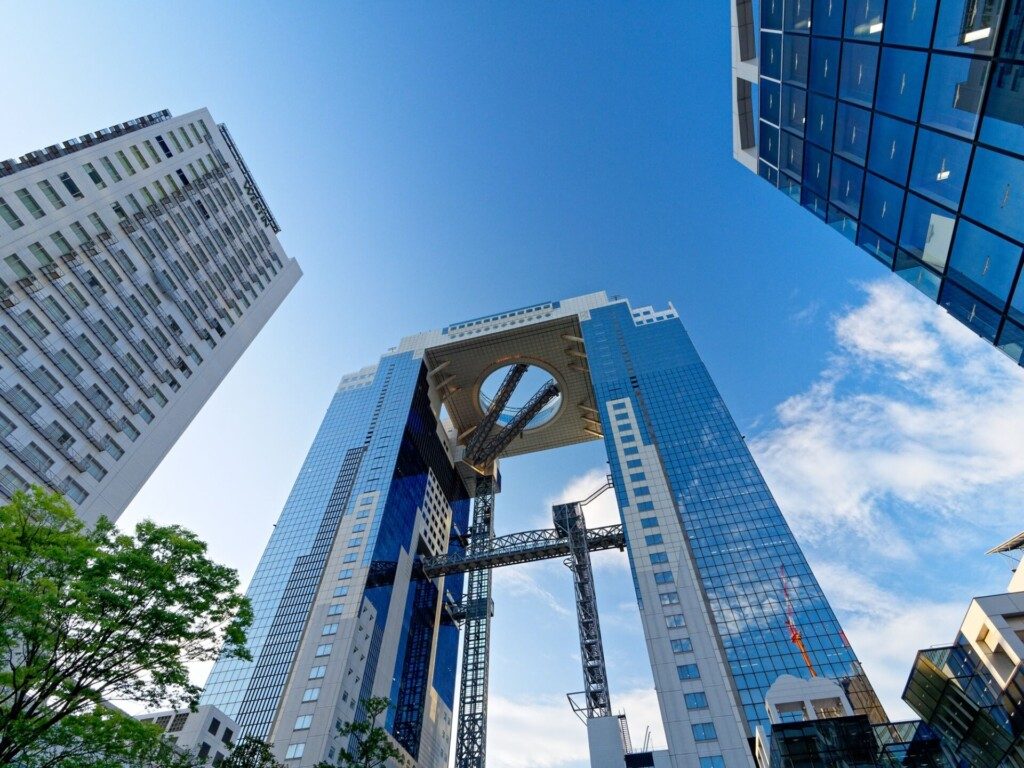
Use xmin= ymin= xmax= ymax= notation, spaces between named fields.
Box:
xmin=0 ymin=487 xmax=252 ymax=765
xmin=221 ymin=735 xmax=284 ymax=768
xmin=325 ymin=697 xmax=406 ymax=768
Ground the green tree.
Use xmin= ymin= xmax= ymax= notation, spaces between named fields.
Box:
xmin=221 ymin=735 xmax=283 ymax=768
xmin=0 ymin=487 xmax=252 ymax=765
xmin=323 ymin=697 xmax=405 ymax=768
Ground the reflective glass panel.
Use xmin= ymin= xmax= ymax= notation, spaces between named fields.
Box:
xmin=895 ymin=251 xmax=943 ymax=299
xmin=1000 ymin=6 xmax=1024 ymax=61
xmin=809 ymin=38 xmax=841 ymax=96
xmin=781 ymin=85 xmax=808 ymax=134
xmin=876 ymin=47 xmax=927 ymax=120
xmin=830 ymin=156 xmax=864 ymax=215
xmin=828 ymin=204 xmax=858 ymax=240
xmin=812 ymin=0 xmax=844 ymax=37
xmin=948 ymin=219 xmax=1023 ymax=307
xmin=763 ymin=0 xmax=783 ymax=30
xmin=784 ymin=35 xmax=810 ymax=86
xmin=857 ymin=225 xmax=897 ymax=267
xmin=760 ymin=122 xmax=780 ymax=166
xmin=940 ymin=281 xmax=1001 ymax=340
xmin=845 ymin=0 xmax=885 ymax=40
xmin=1010 ymin=279 xmax=1024 ymax=324
xmin=921 ymin=54 xmax=989 ymax=137
xmin=934 ymin=0 xmax=1004 ymax=54
xmin=883 ymin=0 xmax=938 ymax=46
xmin=963 ymin=148 xmax=1024 ymax=242
xmin=803 ymin=142 xmax=832 ymax=196
xmin=997 ymin=320 xmax=1024 ymax=363
xmin=980 ymin=63 xmax=1024 ymax=157
xmin=834 ymin=102 xmax=871 ymax=163
xmin=802 ymin=188 xmax=829 ymax=219
xmin=861 ymin=173 xmax=905 ymax=241
xmin=839 ymin=43 xmax=878 ymax=106
xmin=780 ymin=132 xmax=805 ymax=178
xmin=899 ymin=193 xmax=956 ymax=270
xmin=761 ymin=79 xmax=782 ymax=124
xmin=868 ymin=114 xmax=916 ymax=184
xmin=785 ymin=0 xmax=812 ymax=32
xmin=762 ymin=33 xmax=783 ymax=79
xmin=806 ymin=93 xmax=836 ymax=149
xmin=909 ymin=128 xmax=973 ymax=208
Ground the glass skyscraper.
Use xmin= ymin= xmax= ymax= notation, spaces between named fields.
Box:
xmin=202 ymin=292 xmax=879 ymax=767
xmin=731 ymin=0 xmax=1024 ymax=367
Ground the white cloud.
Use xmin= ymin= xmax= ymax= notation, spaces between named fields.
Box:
xmin=486 ymin=687 xmax=665 ymax=768
xmin=492 ymin=565 xmax=573 ymax=618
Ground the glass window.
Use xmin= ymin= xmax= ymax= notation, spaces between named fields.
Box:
xmin=909 ymin=128 xmax=973 ymax=208
xmin=809 ymin=38 xmax=841 ymax=96
xmin=805 ymin=93 xmax=835 ymax=149
xmin=0 ymin=198 xmax=24 ymax=229
xmin=783 ymin=35 xmax=810 ymax=86
xmin=659 ymin=591 xmax=680 ymax=605
xmin=294 ymin=715 xmax=313 ymax=730
xmin=998 ymin=320 xmax=1024 ymax=363
xmin=699 ymin=759 xmax=727 ymax=768
xmin=685 ymin=692 xmax=709 ymax=710
xmin=876 ymin=47 xmax=927 ymax=120
xmin=812 ymin=0 xmax=843 ymax=37
xmin=940 ymin=281 xmax=1001 ymax=340
xmin=861 ymin=173 xmax=905 ymax=241
xmin=760 ymin=122 xmax=780 ymax=167
xmin=321 ymin=623 xmax=338 ymax=635
xmin=83 ymin=163 xmax=106 ymax=189
xmin=781 ymin=85 xmax=807 ymax=134
xmin=981 ymin=63 xmax=1024 ymax=157
xmin=883 ymin=0 xmax=937 ymax=46
xmin=899 ymin=195 xmax=956 ymax=270
xmin=948 ymin=220 xmax=1023 ymax=307
xmin=666 ymin=614 xmax=686 ymax=628
xmin=963 ymin=147 xmax=1024 ymax=242
xmin=829 ymin=156 xmax=864 ymax=215
xmin=37 ymin=180 xmax=65 ymax=209
xmin=654 ymin=571 xmax=674 ymax=585
xmin=309 ymin=665 xmax=326 ymax=679
xmin=845 ymin=0 xmax=884 ymax=40
xmin=858 ymin=226 xmax=897 ymax=267
xmin=640 ymin=517 xmax=659 ymax=529
xmin=671 ymin=638 xmax=694 ymax=653
xmin=839 ymin=43 xmax=878 ymax=106
xmin=301 ymin=687 xmax=320 ymax=702
xmin=934 ymin=0 xmax=1004 ymax=54
xmin=315 ymin=643 xmax=333 ymax=656
xmin=58 ymin=172 xmax=84 ymax=200
xmin=651 ymin=552 xmax=670 ymax=565
xmin=1011 ymin=274 xmax=1024 ymax=325
xmin=921 ymin=54 xmax=988 ymax=138
xmin=868 ymin=114 xmax=916 ymax=184
xmin=803 ymin=142 xmax=832 ymax=196
xmin=785 ymin=0 xmax=812 ymax=32
xmin=692 ymin=722 xmax=718 ymax=741
xmin=780 ymin=132 xmax=804 ymax=178
xmin=762 ymin=33 xmax=782 ymax=79
xmin=760 ymin=79 xmax=781 ymax=125
xmin=285 ymin=743 xmax=304 ymax=760
xmin=763 ymin=0 xmax=783 ymax=30
xmin=15 ymin=189 xmax=45 ymax=219
xmin=677 ymin=664 xmax=700 ymax=680
xmin=834 ymin=102 xmax=871 ymax=163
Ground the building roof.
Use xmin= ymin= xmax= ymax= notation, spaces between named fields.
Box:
xmin=987 ymin=531 xmax=1024 ymax=555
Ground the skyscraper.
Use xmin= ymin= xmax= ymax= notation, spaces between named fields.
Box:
xmin=0 ymin=109 xmax=301 ymax=524
xmin=201 ymin=292 xmax=879 ymax=768
xmin=731 ymin=1 xmax=1024 ymax=367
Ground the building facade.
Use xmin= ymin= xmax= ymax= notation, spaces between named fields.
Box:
xmin=136 ymin=704 xmax=239 ymax=766
xmin=731 ymin=0 xmax=1024 ymax=367
xmin=201 ymin=292 xmax=879 ymax=768
xmin=0 ymin=109 xmax=301 ymax=524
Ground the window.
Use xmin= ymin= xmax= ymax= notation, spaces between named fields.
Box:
xmin=327 ymin=604 xmax=344 ymax=616
xmin=654 ymin=571 xmax=674 ymax=585
xmin=322 ymin=623 xmax=339 ymax=635
xmin=699 ymin=757 xmax=726 ymax=768
xmin=15 ymin=189 xmax=45 ymax=219
xmin=0 ymin=197 xmax=24 ymax=229
xmin=309 ymin=665 xmax=326 ymax=679
xmin=315 ymin=643 xmax=333 ymax=657
xmin=105 ymin=436 xmax=124 ymax=459
xmin=285 ymin=744 xmax=304 ymax=760
xmin=339 ymin=569 xmax=353 ymax=579
xmin=685 ymin=692 xmax=708 ymax=710
xmin=301 ymin=687 xmax=320 ymax=702
xmin=144 ymin=140 xmax=162 ymax=164
xmin=645 ymin=534 xmax=663 ymax=546
xmin=692 ymin=722 xmax=717 ymax=742
xmin=131 ymin=145 xmax=150 ymax=170
xmin=629 ymin=472 xmax=646 ymax=482
xmin=37 ymin=180 xmax=65 ymax=209
xmin=334 ymin=586 xmax=349 ymax=597
xmin=636 ymin=501 xmax=655 ymax=512
xmin=65 ymin=477 xmax=88 ymax=504
xmin=677 ymin=663 xmax=700 ymax=680
xmin=100 ymin=157 xmax=122 ymax=183
xmin=58 ymin=172 xmax=84 ymax=200
xmin=665 ymin=614 xmax=685 ymax=628
xmin=168 ymin=713 xmax=188 ymax=731
xmin=659 ymin=591 xmax=680 ymax=606
xmin=222 ymin=728 xmax=233 ymax=744
xmin=116 ymin=150 xmax=136 ymax=176
xmin=208 ymin=717 xmax=220 ymax=735
xmin=155 ymin=135 xmax=173 ymax=158
xmin=347 ymin=537 xmax=362 ymax=547
xmin=626 ymin=459 xmax=642 ymax=468
xmin=84 ymin=457 xmax=106 ymax=481
xmin=650 ymin=552 xmax=669 ymax=565
xmin=343 ymin=553 xmax=357 ymax=563
xmin=83 ymin=163 xmax=106 ymax=189
xmin=294 ymin=715 xmax=313 ymax=730
xmin=640 ymin=517 xmax=659 ymax=529
xmin=671 ymin=638 xmax=694 ymax=653
xmin=198 ymin=743 xmax=211 ymax=759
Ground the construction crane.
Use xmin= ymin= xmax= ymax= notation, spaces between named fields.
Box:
xmin=780 ymin=566 xmax=817 ymax=678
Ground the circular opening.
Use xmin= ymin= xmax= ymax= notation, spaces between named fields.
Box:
xmin=478 ymin=364 xmax=562 ymax=430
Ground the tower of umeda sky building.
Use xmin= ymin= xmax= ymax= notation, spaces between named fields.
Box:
xmin=202 ymin=291 xmax=882 ymax=767
xmin=0 ymin=109 xmax=301 ymax=524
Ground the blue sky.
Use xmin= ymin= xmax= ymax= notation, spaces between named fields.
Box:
xmin=4 ymin=4 xmax=1024 ymax=766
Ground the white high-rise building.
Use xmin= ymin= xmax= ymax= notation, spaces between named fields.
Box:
xmin=0 ymin=108 xmax=301 ymax=524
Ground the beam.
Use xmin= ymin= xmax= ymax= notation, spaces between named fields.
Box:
xmin=471 ymin=381 xmax=559 ymax=466
xmin=463 ymin=363 xmax=528 ymax=463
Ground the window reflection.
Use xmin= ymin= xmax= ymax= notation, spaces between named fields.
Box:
xmin=909 ymin=128 xmax=973 ymax=208
xmin=806 ymin=93 xmax=836 ymax=149
xmin=784 ymin=35 xmax=810 ymax=85
xmin=781 ymin=132 xmax=804 ymax=178
xmin=997 ymin=320 xmax=1024 ymax=364
xmin=876 ymin=47 xmax=927 ymax=120
xmin=895 ymin=251 xmax=943 ymax=299
xmin=785 ymin=0 xmax=812 ymax=33
xmin=761 ymin=79 xmax=782 ymax=124
xmin=900 ymin=193 xmax=956 ymax=270
xmin=762 ymin=33 xmax=783 ymax=79
xmin=963 ymin=148 xmax=1024 ymax=242
xmin=857 ymin=226 xmax=897 ymax=268
xmin=781 ymin=86 xmax=808 ymax=134
xmin=763 ymin=0 xmax=783 ymax=30
xmin=834 ymin=102 xmax=871 ymax=163
xmin=839 ymin=43 xmax=878 ymax=105
xmin=809 ymin=38 xmax=841 ymax=95
xmin=803 ymin=142 xmax=832 ymax=196
xmin=845 ymin=0 xmax=885 ymax=40
xmin=921 ymin=54 xmax=989 ymax=137
xmin=948 ymin=219 xmax=1023 ymax=307
xmin=760 ymin=122 xmax=780 ymax=166
xmin=940 ymin=281 xmax=1001 ymax=340
xmin=934 ymin=0 xmax=1004 ymax=54
xmin=980 ymin=62 xmax=1024 ymax=156
xmin=868 ymin=114 xmax=915 ymax=184
xmin=884 ymin=0 xmax=938 ymax=46
xmin=830 ymin=157 xmax=864 ymax=215
xmin=812 ymin=0 xmax=844 ymax=37
xmin=862 ymin=173 xmax=905 ymax=240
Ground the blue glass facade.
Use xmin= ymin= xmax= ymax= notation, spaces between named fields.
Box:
xmin=583 ymin=302 xmax=878 ymax=735
xmin=755 ymin=0 xmax=1024 ymax=366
